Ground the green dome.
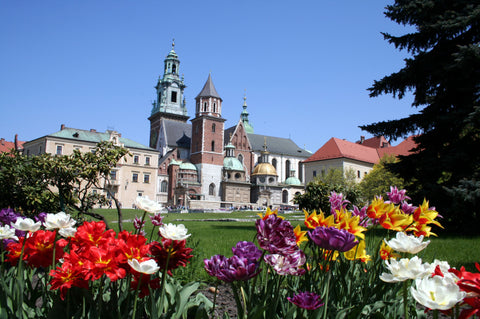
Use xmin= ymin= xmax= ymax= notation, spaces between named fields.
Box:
xmin=179 ymin=162 xmax=197 ymax=171
xmin=285 ymin=176 xmax=302 ymax=186
xmin=223 ymin=157 xmax=244 ymax=171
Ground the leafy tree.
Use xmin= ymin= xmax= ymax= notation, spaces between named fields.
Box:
xmin=359 ymin=155 xmax=405 ymax=201
xmin=294 ymin=168 xmax=360 ymax=212
xmin=0 ymin=142 xmax=129 ymax=229
xmin=360 ymin=0 xmax=480 ymax=233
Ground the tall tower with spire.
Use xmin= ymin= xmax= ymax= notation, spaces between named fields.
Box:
xmin=240 ymin=92 xmax=254 ymax=134
xmin=148 ymin=40 xmax=188 ymax=148
xmin=190 ymin=74 xmax=226 ymax=200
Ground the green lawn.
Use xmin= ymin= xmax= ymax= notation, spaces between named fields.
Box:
xmin=95 ymin=209 xmax=480 ymax=275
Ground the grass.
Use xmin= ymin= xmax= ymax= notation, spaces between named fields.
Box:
xmin=94 ymin=209 xmax=480 ymax=275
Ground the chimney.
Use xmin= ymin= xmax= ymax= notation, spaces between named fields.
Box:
xmin=382 ymin=142 xmax=389 ymax=148
xmin=14 ymin=134 xmax=19 ymax=150
xmin=90 ymin=129 xmax=96 ymax=132
xmin=360 ymin=136 xmax=365 ymax=144
xmin=1 ymin=138 xmax=4 ymax=145
xmin=60 ymin=124 xmax=65 ymax=130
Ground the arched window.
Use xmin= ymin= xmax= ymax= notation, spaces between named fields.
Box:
xmin=203 ymin=102 xmax=207 ymax=112
xmin=213 ymin=102 xmax=216 ymax=113
xmin=212 ymin=123 xmax=216 ymax=132
xmin=161 ymin=180 xmax=168 ymax=193
xmin=282 ymin=190 xmax=289 ymax=203
xmin=238 ymin=154 xmax=243 ymax=164
xmin=285 ymin=160 xmax=291 ymax=180
xmin=209 ymin=183 xmax=215 ymax=196
xmin=272 ymin=158 xmax=277 ymax=169
xmin=211 ymin=140 xmax=215 ymax=151
xmin=172 ymin=64 xmax=176 ymax=74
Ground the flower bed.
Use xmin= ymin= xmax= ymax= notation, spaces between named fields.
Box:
xmin=1 ymin=189 xmax=479 ymax=318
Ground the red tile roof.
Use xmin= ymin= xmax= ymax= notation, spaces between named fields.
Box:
xmin=304 ymin=136 xmax=417 ymax=165
xmin=359 ymin=136 xmax=390 ymax=148
xmin=0 ymin=138 xmax=24 ymax=153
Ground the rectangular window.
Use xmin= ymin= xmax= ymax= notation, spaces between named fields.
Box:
xmin=110 ymin=170 xmax=117 ymax=180
xmin=171 ymin=91 xmax=177 ymax=103
xmin=134 ymin=155 xmax=139 ymax=164
xmin=145 ymin=157 xmax=150 ymax=165
xmin=143 ymin=174 xmax=150 ymax=184
xmin=132 ymin=173 xmax=138 ymax=183
xmin=357 ymin=170 xmax=361 ymax=178
xmin=56 ymin=145 xmax=63 ymax=155
xmin=313 ymin=170 xmax=317 ymax=177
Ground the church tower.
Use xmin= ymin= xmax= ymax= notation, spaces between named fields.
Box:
xmin=148 ymin=40 xmax=188 ymax=148
xmin=190 ymin=74 xmax=226 ymax=201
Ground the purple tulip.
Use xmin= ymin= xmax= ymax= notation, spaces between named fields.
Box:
xmin=264 ymin=250 xmax=306 ymax=276
xmin=287 ymin=291 xmax=324 ymax=310
xmin=149 ymin=213 xmax=164 ymax=226
xmin=34 ymin=212 xmax=47 ymax=224
xmin=204 ymin=254 xmax=260 ymax=283
xmin=232 ymin=241 xmax=262 ymax=263
xmin=400 ymin=202 xmax=416 ymax=215
xmin=386 ymin=186 xmax=410 ymax=204
xmin=309 ymin=226 xmax=358 ymax=252
xmin=329 ymin=191 xmax=350 ymax=214
xmin=256 ymin=215 xmax=298 ymax=255
xmin=133 ymin=216 xmax=145 ymax=230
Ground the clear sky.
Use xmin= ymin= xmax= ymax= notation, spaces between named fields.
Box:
xmin=0 ymin=0 xmax=415 ymax=152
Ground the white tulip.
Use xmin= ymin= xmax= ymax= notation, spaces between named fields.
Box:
xmin=0 ymin=224 xmax=18 ymax=241
xmin=128 ymin=259 xmax=160 ymax=275
xmin=11 ymin=217 xmax=41 ymax=232
xmin=159 ymin=223 xmax=191 ymax=240
xmin=380 ymin=256 xmax=431 ymax=283
xmin=59 ymin=227 xmax=77 ymax=238
xmin=384 ymin=232 xmax=430 ymax=254
xmin=135 ymin=196 xmax=163 ymax=214
xmin=44 ymin=212 xmax=76 ymax=230
xmin=411 ymin=275 xmax=466 ymax=310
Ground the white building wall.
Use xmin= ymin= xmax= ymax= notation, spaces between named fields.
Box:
xmin=197 ymin=163 xmax=223 ymax=202
xmin=304 ymin=158 xmax=374 ymax=185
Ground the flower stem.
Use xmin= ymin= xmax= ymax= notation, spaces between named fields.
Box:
xmin=403 ymin=280 xmax=409 ymax=319
xmin=158 ymin=248 xmax=171 ymax=314
xmin=132 ymin=274 xmax=143 ymax=319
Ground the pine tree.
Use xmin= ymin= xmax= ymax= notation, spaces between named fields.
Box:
xmin=360 ymin=0 xmax=480 ymax=233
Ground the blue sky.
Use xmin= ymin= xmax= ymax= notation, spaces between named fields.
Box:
xmin=0 ymin=0 xmax=415 ymax=152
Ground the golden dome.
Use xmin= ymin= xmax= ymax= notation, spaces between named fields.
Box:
xmin=252 ymin=162 xmax=277 ymax=176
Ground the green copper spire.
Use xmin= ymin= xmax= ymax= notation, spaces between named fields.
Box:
xmin=150 ymin=41 xmax=187 ymax=118
xmin=240 ymin=91 xmax=254 ymax=134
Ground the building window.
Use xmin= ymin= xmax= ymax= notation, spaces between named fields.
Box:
xmin=134 ymin=155 xmax=139 ymax=164
xmin=171 ymin=91 xmax=177 ymax=103
xmin=161 ymin=180 xmax=168 ymax=193
xmin=238 ymin=154 xmax=243 ymax=164
xmin=203 ymin=102 xmax=207 ymax=112
xmin=213 ymin=102 xmax=216 ymax=113
xmin=357 ymin=170 xmax=361 ymax=178
xmin=138 ymin=192 xmax=143 ymax=197
xmin=172 ymin=64 xmax=176 ymax=74
xmin=56 ymin=145 xmax=63 ymax=155
xmin=209 ymin=183 xmax=215 ymax=196
xmin=143 ymin=174 xmax=150 ymax=183
xmin=212 ymin=123 xmax=216 ymax=132
xmin=285 ymin=160 xmax=291 ymax=180
xmin=132 ymin=173 xmax=138 ymax=183
xmin=145 ymin=157 xmax=150 ymax=165
xmin=110 ymin=170 xmax=117 ymax=180
xmin=298 ymin=162 xmax=303 ymax=182
xmin=272 ymin=158 xmax=277 ymax=169
xmin=313 ymin=170 xmax=317 ymax=177
xmin=211 ymin=141 xmax=215 ymax=152
xmin=282 ymin=190 xmax=289 ymax=204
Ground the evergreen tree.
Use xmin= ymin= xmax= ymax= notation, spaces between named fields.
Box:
xmin=360 ymin=0 xmax=480 ymax=233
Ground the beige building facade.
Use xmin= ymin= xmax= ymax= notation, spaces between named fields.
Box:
xmin=22 ymin=125 xmax=159 ymax=209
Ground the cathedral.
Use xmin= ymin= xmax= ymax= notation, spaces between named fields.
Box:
xmin=149 ymin=43 xmax=311 ymax=210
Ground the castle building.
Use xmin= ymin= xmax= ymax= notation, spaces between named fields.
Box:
xmin=150 ymin=43 xmax=311 ymax=209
